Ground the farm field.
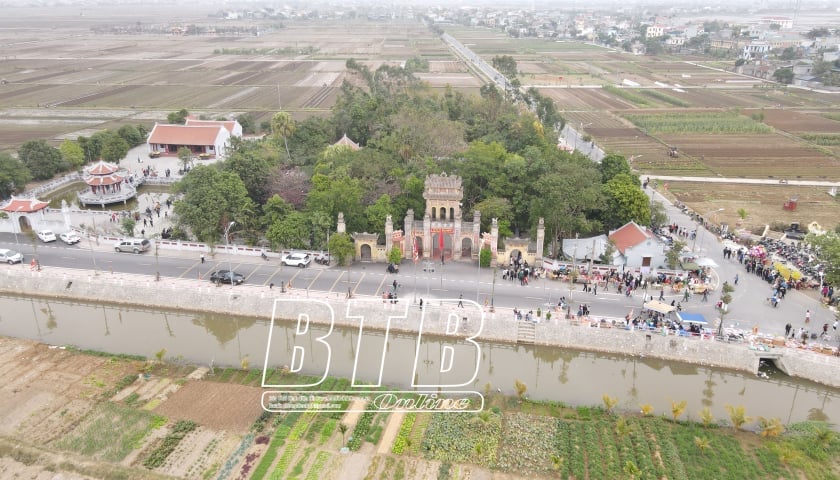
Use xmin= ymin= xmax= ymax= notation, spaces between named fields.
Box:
xmin=0 ymin=10 xmax=473 ymax=152
xmin=0 ymin=336 xmax=836 ymax=480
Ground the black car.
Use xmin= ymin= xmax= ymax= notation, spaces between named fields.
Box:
xmin=209 ymin=270 xmax=244 ymax=285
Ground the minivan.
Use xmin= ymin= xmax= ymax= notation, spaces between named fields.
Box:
xmin=114 ymin=238 xmax=151 ymax=253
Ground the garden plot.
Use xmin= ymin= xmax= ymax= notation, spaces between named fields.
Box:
xmin=759 ymin=108 xmax=840 ymax=133
xmin=154 ymin=380 xmax=263 ymax=432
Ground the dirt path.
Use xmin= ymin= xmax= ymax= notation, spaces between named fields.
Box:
xmin=376 ymin=411 xmax=405 ymax=454
xmin=340 ymin=398 xmax=367 ymax=429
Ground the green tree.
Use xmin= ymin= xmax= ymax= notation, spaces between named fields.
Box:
xmin=773 ymin=67 xmax=794 ymax=84
xmin=266 ymin=210 xmax=309 ymax=249
xmin=328 ymin=232 xmax=354 ymax=266
xmin=806 ymin=231 xmax=840 ymax=286
xmin=177 ymin=147 xmax=193 ymax=173
xmin=117 ymin=124 xmax=144 ymax=147
xmin=59 ymin=140 xmax=85 ymax=169
xmin=473 ymin=197 xmax=514 ymax=239
xmin=18 ymin=139 xmax=65 ymax=180
xmin=222 ymin=143 xmax=277 ymax=204
xmin=0 ymin=153 xmax=32 ymax=198
xmin=172 ymin=165 xmax=256 ymax=243
xmin=666 ymin=240 xmax=687 ymax=269
xmin=77 ymin=135 xmax=102 ymax=163
xmin=100 ymin=132 xmax=130 ymax=163
xmin=598 ymin=154 xmax=636 ymax=184
xmin=479 ymin=247 xmax=491 ymax=267
xmin=601 ymin=173 xmax=651 ymax=229
xmin=491 ymin=55 xmax=518 ymax=79
xmin=387 ymin=246 xmax=402 ymax=265
xmin=121 ymin=217 xmax=136 ymax=237
xmin=650 ymin=201 xmax=668 ymax=229
xmin=530 ymin=159 xmax=603 ymax=256
xmin=306 ymin=174 xmax=365 ymax=233
xmin=236 ymin=113 xmax=256 ymax=134
xmin=271 ymin=111 xmax=296 ymax=162
xmin=261 ymin=194 xmax=294 ymax=229
xmin=167 ymin=108 xmax=189 ymax=124
xmin=364 ymin=194 xmax=393 ymax=241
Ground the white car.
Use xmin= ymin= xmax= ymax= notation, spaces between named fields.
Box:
xmin=282 ymin=253 xmax=312 ymax=268
xmin=59 ymin=231 xmax=81 ymax=245
xmin=36 ymin=230 xmax=57 ymax=243
xmin=0 ymin=248 xmax=23 ymax=264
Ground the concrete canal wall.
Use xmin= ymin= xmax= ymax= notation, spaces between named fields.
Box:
xmin=2 ymin=266 xmax=838 ymax=389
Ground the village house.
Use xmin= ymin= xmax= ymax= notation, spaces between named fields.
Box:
xmin=147 ymin=118 xmax=242 ymax=159
xmin=608 ymin=221 xmax=668 ymax=273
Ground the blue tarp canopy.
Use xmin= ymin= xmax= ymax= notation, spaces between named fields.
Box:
xmin=676 ymin=312 xmax=708 ymax=325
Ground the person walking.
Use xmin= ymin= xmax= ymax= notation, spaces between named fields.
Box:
xmin=419 ymin=298 xmax=423 ymax=310
xmin=683 ymin=289 xmax=690 ymax=302
xmin=658 ymin=287 xmax=664 ymax=301
xmin=734 ymin=274 xmax=739 ymax=285
xmin=458 ymin=294 xmax=464 ymax=308
xmin=702 ymin=289 xmax=709 ymax=302
xmin=805 ymin=309 xmax=811 ymax=324
xmin=200 ymin=254 xmax=205 ymax=264
xmin=785 ymin=322 xmax=792 ymax=338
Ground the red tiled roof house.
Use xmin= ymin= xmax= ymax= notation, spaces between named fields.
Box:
xmin=147 ymin=119 xmax=242 ymax=159
xmin=608 ymin=221 xmax=668 ymax=272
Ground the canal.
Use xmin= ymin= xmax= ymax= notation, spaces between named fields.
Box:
xmin=1 ymin=294 xmax=836 ymax=425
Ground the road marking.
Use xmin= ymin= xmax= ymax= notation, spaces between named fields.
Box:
xmin=352 ymin=272 xmax=366 ymax=296
xmin=306 ymin=270 xmax=323 ymax=291
xmin=524 ymin=296 xmax=543 ymax=300
xmin=376 ymin=274 xmax=389 ymax=297
xmin=178 ymin=260 xmax=203 ymax=279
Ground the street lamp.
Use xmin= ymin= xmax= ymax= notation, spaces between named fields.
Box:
xmin=692 ymin=208 xmax=724 ymax=253
xmin=224 ymin=221 xmax=236 ymax=285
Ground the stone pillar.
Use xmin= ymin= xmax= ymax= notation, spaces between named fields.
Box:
xmin=536 ymin=217 xmax=545 ymax=264
xmin=472 ymin=210 xmax=481 ymax=260
xmin=403 ymin=209 xmax=414 ymax=260
xmin=490 ymin=217 xmax=499 ymax=267
xmin=337 ymin=212 xmax=345 ymax=233
xmin=454 ymin=209 xmax=462 ymax=259
xmin=385 ymin=214 xmax=393 ymax=254
xmin=423 ymin=213 xmax=431 ymax=259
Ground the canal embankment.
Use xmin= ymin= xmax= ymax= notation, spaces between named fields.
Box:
xmin=2 ymin=266 xmax=838 ymax=389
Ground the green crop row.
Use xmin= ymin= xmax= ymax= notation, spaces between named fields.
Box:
xmin=348 ymin=412 xmax=375 ymax=451
xmin=624 ymin=111 xmax=772 ymax=134
xmin=391 ymin=413 xmax=417 ymax=454
xmin=249 ymin=422 xmax=294 ymax=480
xmin=143 ymin=420 xmax=197 ymax=469
xmin=801 ymin=134 xmax=840 ymax=146
xmin=319 ymin=419 xmax=337 ymax=445
xmin=604 ymin=85 xmax=652 ymax=106
xmin=304 ymin=451 xmax=332 ymax=480
xmin=640 ymin=89 xmax=690 ymax=107
xmin=269 ymin=438 xmax=299 ymax=479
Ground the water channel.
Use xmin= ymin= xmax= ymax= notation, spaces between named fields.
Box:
xmin=1 ymin=294 xmax=837 ymax=426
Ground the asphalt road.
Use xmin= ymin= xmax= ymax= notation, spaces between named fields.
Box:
xmin=2 ymin=219 xmax=830 ymax=338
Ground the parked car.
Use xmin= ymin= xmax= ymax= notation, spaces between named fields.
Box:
xmin=209 ymin=270 xmax=244 ymax=285
xmin=59 ymin=231 xmax=81 ymax=245
xmin=114 ymin=238 xmax=151 ymax=253
xmin=36 ymin=230 xmax=56 ymax=243
xmin=282 ymin=253 xmax=312 ymax=268
xmin=0 ymin=248 xmax=23 ymax=264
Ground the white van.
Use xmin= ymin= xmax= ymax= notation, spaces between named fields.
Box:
xmin=114 ymin=238 xmax=151 ymax=253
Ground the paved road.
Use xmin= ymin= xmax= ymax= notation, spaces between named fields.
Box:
xmin=646 ymin=175 xmax=840 ymax=187
xmin=646 ymin=186 xmax=831 ymax=339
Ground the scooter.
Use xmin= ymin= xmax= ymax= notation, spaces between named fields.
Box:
xmin=261 ymin=252 xmax=269 ymax=261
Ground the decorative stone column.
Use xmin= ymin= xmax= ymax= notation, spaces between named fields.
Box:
xmin=536 ymin=217 xmax=545 ymax=264
xmin=472 ymin=210 xmax=481 ymax=260
xmin=403 ymin=209 xmax=414 ymax=260
xmin=337 ymin=212 xmax=345 ymax=233
xmin=423 ymin=212 xmax=431 ymax=259
xmin=490 ymin=217 xmax=499 ymax=267
xmin=385 ymin=214 xmax=393 ymax=254
xmin=454 ymin=209 xmax=462 ymax=259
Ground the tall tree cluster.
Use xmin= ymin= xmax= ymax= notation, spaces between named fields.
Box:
xmin=168 ymin=58 xmax=651 ymax=258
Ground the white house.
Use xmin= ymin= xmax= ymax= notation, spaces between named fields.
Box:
xmin=608 ymin=221 xmax=668 ymax=273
